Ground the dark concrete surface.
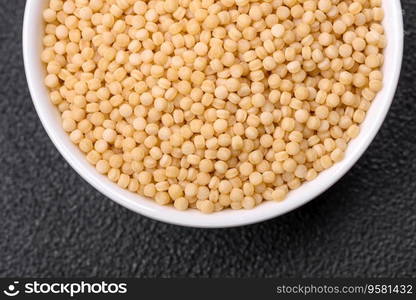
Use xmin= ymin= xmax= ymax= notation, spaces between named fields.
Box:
xmin=0 ymin=0 xmax=415 ymax=277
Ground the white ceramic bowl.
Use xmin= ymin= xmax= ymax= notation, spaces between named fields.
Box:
xmin=23 ymin=0 xmax=403 ymax=228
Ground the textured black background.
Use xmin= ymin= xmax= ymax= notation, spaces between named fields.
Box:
xmin=0 ymin=0 xmax=415 ymax=278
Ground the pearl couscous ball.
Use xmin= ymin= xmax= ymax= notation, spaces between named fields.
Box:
xmin=42 ymin=0 xmax=385 ymax=214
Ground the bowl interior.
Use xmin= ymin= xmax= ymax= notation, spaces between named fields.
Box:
xmin=23 ymin=0 xmax=403 ymax=228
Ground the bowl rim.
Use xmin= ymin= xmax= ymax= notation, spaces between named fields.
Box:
xmin=23 ymin=0 xmax=404 ymax=228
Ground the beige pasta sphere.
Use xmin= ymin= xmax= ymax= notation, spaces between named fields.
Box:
xmin=42 ymin=0 xmax=385 ymax=214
